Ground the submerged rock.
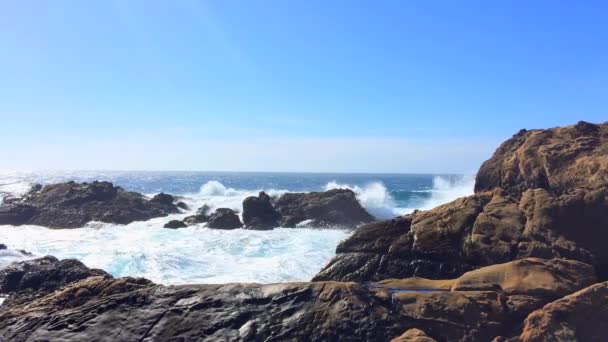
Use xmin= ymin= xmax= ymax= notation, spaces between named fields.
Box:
xmin=164 ymin=220 xmax=187 ymax=229
xmin=274 ymin=188 xmax=375 ymax=228
xmin=0 ymin=257 xmax=595 ymax=341
xmin=242 ymin=191 xmax=281 ymax=230
xmin=316 ymin=122 xmax=608 ymax=282
xmin=182 ymin=204 xmax=211 ymax=225
xmin=207 ymin=208 xmax=243 ymax=229
xmin=0 ymin=181 xmax=180 ymax=228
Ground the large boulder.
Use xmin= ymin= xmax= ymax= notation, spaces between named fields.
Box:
xmin=0 ymin=181 xmax=180 ymax=228
xmin=519 ymin=281 xmax=608 ymax=342
xmin=207 ymin=208 xmax=243 ymax=229
xmin=274 ymin=189 xmax=375 ymax=228
xmin=0 ymin=257 xmax=595 ymax=342
xmin=475 ymin=121 xmax=608 ymax=197
xmin=316 ymin=122 xmax=608 ymax=282
xmin=242 ymin=191 xmax=281 ymax=230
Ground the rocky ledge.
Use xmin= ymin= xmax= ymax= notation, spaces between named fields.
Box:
xmin=0 ymin=256 xmax=600 ymax=341
xmin=0 ymin=181 xmax=181 ymax=228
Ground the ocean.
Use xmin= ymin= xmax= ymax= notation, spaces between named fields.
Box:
xmin=0 ymin=171 xmax=473 ymax=284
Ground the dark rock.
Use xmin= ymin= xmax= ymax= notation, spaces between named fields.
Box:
xmin=0 ymin=181 xmax=180 ymax=228
xmin=0 ymin=203 xmax=35 ymax=226
xmin=163 ymin=220 xmax=187 ymax=229
xmin=183 ymin=214 xmax=209 ymax=225
xmin=0 ymin=256 xmax=110 ymax=308
xmin=207 ymin=208 xmax=243 ymax=229
xmin=197 ymin=204 xmax=211 ymax=216
xmin=242 ymin=191 xmax=281 ymax=230
xmin=274 ymin=189 xmax=375 ymax=228
xmin=182 ymin=205 xmax=211 ymax=226
xmin=150 ymin=192 xmax=176 ymax=206
xmin=0 ymin=258 xmax=595 ymax=342
xmin=0 ymin=244 xmax=6 ymax=250
xmin=176 ymin=201 xmax=189 ymax=210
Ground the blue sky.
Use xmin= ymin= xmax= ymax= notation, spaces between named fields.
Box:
xmin=1 ymin=1 xmax=606 ymax=172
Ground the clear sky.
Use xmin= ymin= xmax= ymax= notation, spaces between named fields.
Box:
xmin=1 ymin=1 xmax=606 ymax=173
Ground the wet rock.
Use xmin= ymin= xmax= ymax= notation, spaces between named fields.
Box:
xmin=207 ymin=208 xmax=243 ymax=229
xmin=519 ymin=281 xmax=608 ymax=342
xmin=150 ymin=192 xmax=175 ymax=206
xmin=164 ymin=220 xmax=187 ymax=229
xmin=182 ymin=205 xmax=211 ymax=225
xmin=0 ymin=244 xmax=5 ymax=250
xmin=242 ymin=191 xmax=281 ymax=230
xmin=274 ymin=189 xmax=375 ymax=228
xmin=0 ymin=181 xmax=180 ymax=228
xmin=177 ymin=201 xmax=189 ymax=210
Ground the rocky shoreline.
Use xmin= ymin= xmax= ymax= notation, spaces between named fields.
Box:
xmin=0 ymin=121 xmax=607 ymax=341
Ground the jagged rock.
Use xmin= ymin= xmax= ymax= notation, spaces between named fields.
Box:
xmin=475 ymin=121 xmax=608 ymax=197
xmin=0 ymin=257 xmax=595 ymax=341
xmin=316 ymin=122 xmax=608 ymax=282
xmin=0 ymin=181 xmax=180 ymax=228
xmin=242 ymin=191 xmax=281 ymax=230
xmin=274 ymin=189 xmax=374 ymax=228
xmin=182 ymin=204 xmax=211 ymax=225
xmin=177 ymin=201 xmax=189 ymax=210
xmin=0 ymin=256 xmax=110 ymax=308
xmin=164 ymin=220 xmax=187 ymax=229
xmin=207 ymin=208 xmax=243 ymax=229
xmin=150 ymin=192 xmax=175 ymax=205
xmin=519 ymin=281 xmax=608 ymax=342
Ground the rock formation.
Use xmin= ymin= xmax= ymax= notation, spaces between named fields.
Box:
xmin=164 ymin=220 xmax=188 ymax=229
xmin=315 ymin=121 xmax=608 ymax=282
xmin=0 ymin=181 xmax=180 ymax=228
xmin=519 ymin=281 xmax=608 ymax=342
xmin=207 ymin=208 xmax=243 ymax=229
xmin=1 ymin=121 xmax=607 ymax=341
xmin=0 ymin=257 xmax=597 ymax=341
xmin=274 ymin=188 xmax=375 ymax=228
xmin=242 ymin=191 xmax=281 ymax=230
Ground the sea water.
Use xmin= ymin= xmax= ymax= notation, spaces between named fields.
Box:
xmin=0 ymin=171 xmax=473 ymax=284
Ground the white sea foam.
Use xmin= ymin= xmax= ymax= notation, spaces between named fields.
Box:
xmin=323 ymin=176 xmax=474 ymax=217
xmin=416 ymin=176 xmax=475 ymax=210
xmin=324 ymin=181 xmax=397 ymax=219
xmin=0 ymin=222 xmax=349 ymax=284
xmin=0 ymin=175 xmax=473 ymax=285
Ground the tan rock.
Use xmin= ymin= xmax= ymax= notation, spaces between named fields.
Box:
xmin=391 ymin=328 xmax=437 ymax=342
xmin=520 ymin=281 xmax=608 ymax=342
